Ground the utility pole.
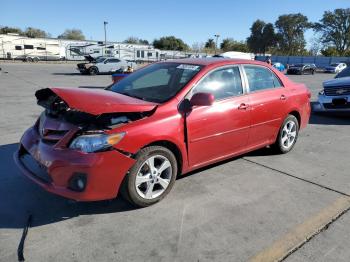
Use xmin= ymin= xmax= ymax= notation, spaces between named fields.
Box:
xmin=104 ymin=21 xmax=108 ymax=46
xmin=214 ymin=34 xmax=220 ymax=55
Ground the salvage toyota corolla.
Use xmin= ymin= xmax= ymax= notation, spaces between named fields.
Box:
xmin=14 ymin=58 xmax=311 ymax=207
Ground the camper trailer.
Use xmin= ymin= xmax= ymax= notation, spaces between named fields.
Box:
xmin=0 ymin=34 xmax=61 ymax=61
xmin=0 ymin=33 xmax=205 ymax=62
xmin=65 ymin=42 xmax=162 ymax=62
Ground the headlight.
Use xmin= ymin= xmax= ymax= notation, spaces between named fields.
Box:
xmin=318 ymin=89 xmax=325 ymax=95
xmin=69 ymin=132 xmax=125 ymax=153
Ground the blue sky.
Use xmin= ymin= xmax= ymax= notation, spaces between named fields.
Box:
xmin=1 ymin=0 xmax=349 ymax=47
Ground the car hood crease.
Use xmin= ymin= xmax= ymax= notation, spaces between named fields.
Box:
xmin=50 ymin=87 xmax=158 ymax=115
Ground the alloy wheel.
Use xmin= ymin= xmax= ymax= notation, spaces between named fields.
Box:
xmin=135 ymin=155 xmax=172 ymax=199
xmin=281 ymin=120 xmax=297 ymax=150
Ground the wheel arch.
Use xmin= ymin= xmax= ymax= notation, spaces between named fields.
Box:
xmin=288 ymin=110 xmax=301 ymax=129
xmin=141 ymin=140 xmax=183 ymax=176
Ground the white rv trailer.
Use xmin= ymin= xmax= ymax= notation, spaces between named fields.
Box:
xmin=65 ymin=42 xmax=163 ymax=62
xmin=0 ymin=33 xmax=206 ymax=62
xmin=0 ymin=33 xmax=61 ymax=61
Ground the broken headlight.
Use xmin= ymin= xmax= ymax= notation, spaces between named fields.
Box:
xmin=69 ymin=132 xmax=125 ymax=153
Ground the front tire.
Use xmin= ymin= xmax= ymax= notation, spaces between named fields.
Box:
xmin=121 ymin=146 xmax=177 ymax=207
xmin=89 ymin=67 xmax=98 ymax=75
xmin=273 ymin=115 xmax=299 ymax=154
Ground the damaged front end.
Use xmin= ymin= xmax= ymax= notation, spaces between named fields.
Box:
xmin=35 ymin=88 xmax=155 ymax=132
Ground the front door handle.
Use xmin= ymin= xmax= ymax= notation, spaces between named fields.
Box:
xmin=280 ymin=95 xmax=287 ymax=100
xmin=238 ymin=103 xmax=248 ymax=110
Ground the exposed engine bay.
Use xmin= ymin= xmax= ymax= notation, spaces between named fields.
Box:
xmin=35 ymin=88 xmax=154 ymax=131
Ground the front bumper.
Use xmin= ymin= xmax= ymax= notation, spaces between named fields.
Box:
xmin=313 ymin=94 xmax=350 ymax=113
xmin=14 ymin=126 xmax=136 ymax=201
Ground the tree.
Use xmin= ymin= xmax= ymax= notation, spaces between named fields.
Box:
xmin=321 ymin=46 xmax=340 ymax=56
xmin=205 ymin=38 xmax=215 ymax=49
xmin=153 ymin=36 xmax=189 ymax=51
xmin=220 ymin=38 xmax=249 ymax=52
xmin=139 ymin=39 xmax=149 ymax=45
xmin=24 ymin=27 xmax=49 ymax=38
xmin=275 ymin=13 xmax=311 ymax=55
xmin=58 ymin=29 xmax=85 ymax=40
xmin=314 ymin=8 xmax=350 ymax=56
xmin=247 ymin=20 xmax=277 ymax=54
xmin=0 ymin=26 xmax=23 ymax=35
xmin=123 ymin=36 xmax=149 ymax=45
xmin=192 ymin=42 xmax=205 ymax=53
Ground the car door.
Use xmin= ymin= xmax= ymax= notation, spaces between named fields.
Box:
xmin=186 ymin=66 xmax=251 ymax=167
xmin=242 ymin=65 xmax=287 ymax=148
xmin=306 ymin=65 xmax=312 ymax=74
xmin=107 ymin=58 xmax=122 ymax=72
xmin=98 ymin=59 xmax=109 ymax=72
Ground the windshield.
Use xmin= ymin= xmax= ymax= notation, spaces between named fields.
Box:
xmin=335 ymin=66 xmax=350 ymax=78
xmin=110 ymin=62 xmax=203 ymax=103
xmin=330 ymin=63 xmax=340 ymax=67
xmin=94 ymin=57 xmax=106 ymax=63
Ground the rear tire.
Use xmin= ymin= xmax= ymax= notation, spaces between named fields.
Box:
xmin=120 ymin=146 xmax=177 ymax=207
xmin=273 ymin=115 xmax=299 ymax=154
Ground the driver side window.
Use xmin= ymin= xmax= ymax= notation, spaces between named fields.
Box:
xmin=192 ymin=66 xmax=243 ymax=101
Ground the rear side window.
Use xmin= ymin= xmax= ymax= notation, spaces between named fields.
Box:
xmin=193 ymin=67 xmax=243 ymax=100
xmin=107 ymin=59 xmax=120 ymax=63
xmin=244 ymin=65 xmax=282 ymax=92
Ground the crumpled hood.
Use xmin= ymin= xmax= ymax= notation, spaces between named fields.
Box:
xmin=323 ymin=77 xmax=350 ymax=88
xmin=49 ymin=87 xmax=158 ymax=115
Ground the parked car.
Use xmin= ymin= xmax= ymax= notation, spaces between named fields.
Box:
xmin=77 ymin=56 xmax=133 ymax=75
xmin=335 ymin=66 xmax=350 ymax=78
xmin=324 ymin=63 xmax=347 ymax=74
xmin=313 ymin=72 xmax=350 ymax=113
xmin=273 ymin=62 xmax=285 ymax=72
xmin=15 ymin=58 xmax=311 ymax=207
xmin=287 ymin=63 xmax=316 ymax=75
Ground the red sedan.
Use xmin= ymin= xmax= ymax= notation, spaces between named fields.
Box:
xmin=14 ymin=58 xmax=311 ymax=207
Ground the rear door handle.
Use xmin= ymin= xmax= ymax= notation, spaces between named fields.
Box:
xmin=280 ymin=95 xmax=287 ymax=100
xmin=238 ymin=103 xmax=248 ymax=110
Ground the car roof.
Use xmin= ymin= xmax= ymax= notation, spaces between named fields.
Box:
xmin=160 ymin=58 xmax=268 ymax=67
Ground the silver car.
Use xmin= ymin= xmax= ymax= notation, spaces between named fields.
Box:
xmin=77 ymin=57 xmax=134 ymax=75
xmin=313 ymin=67 xmax=350 ymax=113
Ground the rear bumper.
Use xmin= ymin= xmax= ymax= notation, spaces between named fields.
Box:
xmin=14 ymin=127 xmax=136 ymax=201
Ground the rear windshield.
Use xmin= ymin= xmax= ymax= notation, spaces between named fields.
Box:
xmin=110 ymin=63 xmax=203 ymax=103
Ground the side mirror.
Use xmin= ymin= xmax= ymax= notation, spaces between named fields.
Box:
xmin=190 ymin=92 xmax=214 ymax=106
xmin=104 ymin=61 xmax=108 ymax=64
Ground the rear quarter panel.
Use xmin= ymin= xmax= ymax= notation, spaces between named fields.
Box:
xmin=285 ymin=82 xmax=311 ymax=129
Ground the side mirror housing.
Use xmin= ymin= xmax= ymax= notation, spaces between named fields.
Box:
xmin=190 ymin=92 xmax=214 ymax=106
